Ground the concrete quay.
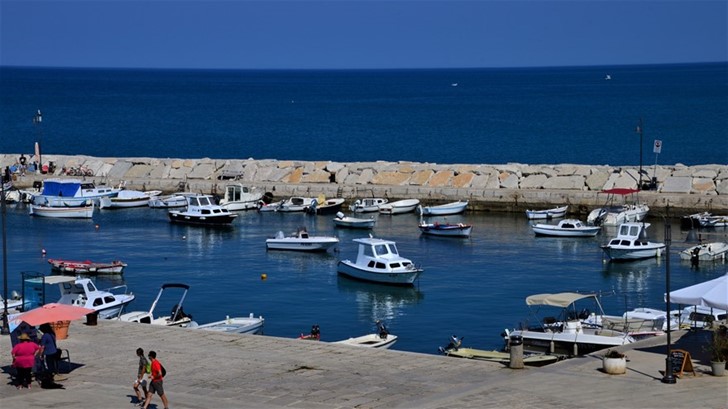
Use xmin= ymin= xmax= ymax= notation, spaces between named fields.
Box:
xmin=1 ymin=320 xmax=726 ymax=409
xmin=2 ymin=154 xmax=727 ymax=214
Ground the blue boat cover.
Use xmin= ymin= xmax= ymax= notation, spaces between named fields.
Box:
xmin=41 ymin=180 xmax=81 ymax=197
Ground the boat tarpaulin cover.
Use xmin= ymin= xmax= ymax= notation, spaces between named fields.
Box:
xmin=41 ymin=180 xmax=81 ymax=197
xmin=526 ymin=292 xmax=596 ymax=308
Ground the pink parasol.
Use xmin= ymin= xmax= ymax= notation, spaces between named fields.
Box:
xmin=13 ymin=303 xmax=94 ymax=326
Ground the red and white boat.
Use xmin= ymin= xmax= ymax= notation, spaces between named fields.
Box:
xmin=48 ymin=258 xmax=127 ymax=275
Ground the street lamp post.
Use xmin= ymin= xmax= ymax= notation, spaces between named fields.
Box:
xmin=33 ymin=110 xmax=42 ymax=174
xmin=661 ymin=207 xmax=676 ymax=384
xmin=636 ymin=118 xmax=643 ymax=190
xmin=1 ymin=180 xmax=8 ymax=335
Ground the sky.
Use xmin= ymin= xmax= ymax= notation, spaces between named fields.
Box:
xmin=0 ymin=0 xmax=726 ymax=69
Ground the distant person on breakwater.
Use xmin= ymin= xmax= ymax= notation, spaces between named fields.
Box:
xmin=133 ymin=348 xmax=150 ymax=404
xmin=143 ymin=350 xmax=169 ymax=409
xmin=18 ymin=154 xmax=27 ymax=176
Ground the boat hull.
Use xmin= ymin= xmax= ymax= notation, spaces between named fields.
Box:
xmin=333 ymin=217 xmax=376 ymax=229
xmin=509 ymin=327 xmax=634 ymax=356
xmin=442 ymin=348 xmax=558 ymax=366
xmin=525 ymin=206 xmax=568 ymax=220
xmin=337 ymin=260 xmax=422 ymax=286
xmin=168 ymin=212 xmax=237 ymax=225
xmin=679 ymin=242 xmax=728 ymax=261
xmin=601 ymin=245 xmax=665 ymax=260
xmin=378 ymin=199 xmax=420 ymax=215
xmin=29 ymin=204 xmax=94 ymax=218
xmin=532 ymin=225 xmax=600 ymax=237
xmin=418 ymin=201 xmax=468 ymax=216
xmin=192 ymin=315 xmax=264 ymax=334
xmin=266 ymin=238 xmax=339 ymax=252
xmin=333 ymin=334 xmax=398 ymax=349
xmin=418 ymin=223 xmax=472 ymax=237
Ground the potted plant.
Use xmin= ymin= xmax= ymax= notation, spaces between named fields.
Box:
xmin=602 ymin=349 xmax=627 ymax=375
xmin=706 ymin=328 xmax=727 ymax=376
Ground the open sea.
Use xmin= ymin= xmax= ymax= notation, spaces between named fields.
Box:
xmin=0 ymin=63 xmax=727 ymax=354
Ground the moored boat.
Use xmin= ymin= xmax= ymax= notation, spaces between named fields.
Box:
xmin=418 ymin=200 xmax=468 ymax=216
xmin=168 ymin=195 xmax=238 ymax=225
xmin=48 ymin=258 xmax=127 ymax=275
xmin=265 ymin=228 xmax=339 ymax=252
xmin=188 ymin=313 xmax=264 ymax=334
xmin=333 ymin=212 xmax=376 ymax=229
xmin=333 ymin=321 xmax=397 ymax=348
xmin=218 ymin=184 xmax=264 ymax=211
xmin=587 ymin=188 xmax=649 ymax=226
xmin=100 ymin=189 xmax=162 ymax=208
xmin=29 ymin=200 xmax=95 ymax=218
xmin=148 ymin=192 xmax=197 ymax=208
xmin=378 ymin=199 xmax=420 ymax=215
xmin=43 ymin=275 xmax=136 ymax=319
xmin=601 ymin=222 xmax=665 ymax=261
xmin=679 ymin=242 xmax=728 ymax=262
xmin=349 ymin=198 xmax=388 ymax=213
xmin=337 ymin=237 xmax=423 ymax=285
xmin=525 ymin=205 xmax=568 ymax=220
xmin=418 ymin=220 xmax=472 ymax=237
xmin=118 ymin=283 xmax=194 ymax=327
xmin=305 ymin=196 xmax=345 ymax=215
xmin=531 ymin=219 xmax=600 ymax=237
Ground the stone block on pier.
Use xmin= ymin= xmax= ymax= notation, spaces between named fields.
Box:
xmin=661 ymin=176 xmax=692 ymax=193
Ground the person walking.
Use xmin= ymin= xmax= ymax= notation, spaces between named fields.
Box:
xmin=133 ymin=348 xmax=150 ymax=405
xmin=143 ymin=350 xmax=169 ymax=409
xmin=39 ymin=323 xmax=65 ymax=381
xmin=11 ymin=333 xmax=41 ymax=389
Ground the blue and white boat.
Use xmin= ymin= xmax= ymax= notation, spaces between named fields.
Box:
xmin=31 ymin=179 xmax=121 ymax=207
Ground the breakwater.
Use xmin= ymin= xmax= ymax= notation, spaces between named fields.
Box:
xmin=2 ymin=154 xmax=727 ymax=214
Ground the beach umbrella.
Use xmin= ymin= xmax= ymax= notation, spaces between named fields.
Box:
xmin=11 ymin=303 xmax=94 ymax=327
xmin=667 ymin=273 xmax=728 ymax=311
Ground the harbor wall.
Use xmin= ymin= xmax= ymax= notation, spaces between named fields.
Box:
xmin=2 ymin=154 xmax=727 ymax=214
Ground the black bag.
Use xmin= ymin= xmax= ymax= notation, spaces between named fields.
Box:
xmin=161 ymin=363 xmax=167 ymax=377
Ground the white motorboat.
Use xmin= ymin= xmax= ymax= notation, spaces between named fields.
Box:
xmin=168 ymin=195 xmax=238 ymax=225
xmin=587 ymin=188 xmax=649 ymax=226
xmin=699 ymin=214 xmax=728 ymax=228
xmin=438 ymin=336 xmax=559 ymax=366
xmin=118 ymin=283 xmax=193 ymax=327
xmin=29 ymin=200 xmax=95 ymax=218
xmin=418 ymin=221 xmax=472 ymax=237
xmin=100 ymin=190 xmax=162 ymax=208
xmin=258 ymin=196 xmax=315 ymax=213
xmin=40 ymin=275 xmax=135 ymax=319
xmin=218 ymin=184 xmax=264 ymax=211
xmin=531 ymin=219 xmax=601 ymax=237
xmin=601 ymin=222 xmax=665 ymax=261
xmin=0 ymin=291 xmax=24 ymax=314
xmin=679 ymin=242 xmax=728 ymax=262
xmin=525 ymin=205 xmax=568 ymax=220
xmin=582 ymin=307 xmax=678 ymax=340
xmin=378 ymin=199 xmax=420 ymax=215
xmin=417 ymin=200 xmax=468 ymax=216
xmin=349 ymin=198 xmax=388 ymax=213
xmin=148 ymin=192 xmax=197 ymax=208
xmin=333 ymin=321 xmax=397 ymax=348
xmin=504 ymin=292 xmax=636 ymax=356
xmin=30 ymin=179 xmax=121 ymax=207
xmin=337 ymin=237 xmax=423 ymax=285
xmin=188 ymin=313 xmax=264 ymax=334
xmin=333 ymin=212 xmax=376 ymax=229
xmin=672 ymin=305 xmax=727 ymax=329
xmin=265 ymin=228 xmax=339 ymax=252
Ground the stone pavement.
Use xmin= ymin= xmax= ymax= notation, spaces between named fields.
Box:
xmin=1 ymin=320 xmax=726 ymax=409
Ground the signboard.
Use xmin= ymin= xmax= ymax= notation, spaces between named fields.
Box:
xmin=669 ymin=349 xmax=695 ymax=378
xmin=653 ymin=139 xmax=663 ymax=154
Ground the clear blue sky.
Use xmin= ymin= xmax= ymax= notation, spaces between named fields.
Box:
xmin=1 ymin=0 xmax=726 ymax=69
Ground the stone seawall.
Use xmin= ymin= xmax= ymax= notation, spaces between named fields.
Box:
xmin=2 ymin=154 xmax=727 ymax=214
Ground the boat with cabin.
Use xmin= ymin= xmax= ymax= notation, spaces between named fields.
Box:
xmin=218 ymin=184 xmax=264 ymax=211
xmin=168 ymin=195 xmax=238 ymax=225
xmin=601 ymin=222 xmax=665 ymax=261
xmin=43 ymin=275 xmax=135 ymax=319
xmin=30 ymin=179 xmax=121 ymax=207
xmin=337 ymin=237 xmax=423 ymax=285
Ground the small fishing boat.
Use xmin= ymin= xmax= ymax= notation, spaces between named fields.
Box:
xmin=418 ymin=220 xmax=472 ymax=237
xmin=333 ymin=212 xmax=376 ymax=229
xmin=333 ymin=321 xmax=397 ymax=349
xmin=168 ymin=195 xmax=238 ymax=225
xmin=349 ymin=198 xmax=388 ymax=213
xmin=48 ymin=258 xmax=127 ymax=275
xmin=100 ymin=190 xmax=162 ymax=208
xmin=305 ymin=196 xmax=345 ymax=215
xmin=148 ymin=192 xmax=197 ymax=208
xmin=118 ymin=283 xmax=194 ymax=327
xmin=258 ymin=196 xmax=315 ymax=213
xmin=679 ymin=242 xmax=728 ymax=262
xmin=218 ymin=183 xmax=264 ymax=211
xmin=378 ymin=199 xmax=420 ymax=215
xmin=417 ymin=200 xmax=468 ymax=216
xmin=438 ymin=336 xmax=558 ymax=366
xmin=29 ymin=200 xmax=95 ymax=218
xmin=266 ymin=228 xmax=339 ymax=252
xmin=525 ymin=205 xmax=568 ymax=220
xmin=531 ymin=219 xmax=601 ymax=237
xmin=601 ymin=222 xmax=665 ymax=261
xmin=337 ymin=237 xmax=423 ymax=285
xmin=188 ymin=313 xmax=265 ymax=335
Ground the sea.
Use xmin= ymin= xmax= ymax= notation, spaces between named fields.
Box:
xmin=0 ymin=63 xmax=727 ymax=355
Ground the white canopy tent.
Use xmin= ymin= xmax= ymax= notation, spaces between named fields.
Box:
xmin=667 ymin=273 xmax=728 ymax=311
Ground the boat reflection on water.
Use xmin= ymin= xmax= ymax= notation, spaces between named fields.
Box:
xmin=265 ymin=250 xmax=339 ymax=274
xmin=336 ymin=276 xmax=424 ymax=322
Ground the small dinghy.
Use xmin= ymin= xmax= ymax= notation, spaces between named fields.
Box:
xmin=333 ymin=321 xmax=397 ymax=349
xmin=525 ymin=205 xmax=568 ymax=220
xmin=333 ymin=212 xmax=376 ymax=229
xmin=531 ymin=219 xmax=600 ymax=237
xmin=679 ymin=242 xmax=728 ymax=262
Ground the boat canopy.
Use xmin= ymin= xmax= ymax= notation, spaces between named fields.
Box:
xmin=526 ymin=292 xmax=596 ymax=307
xmin=41 ymin=180 xmax=82 ymax=197
xmin=600 ymin=188 xmax=639 ymax=195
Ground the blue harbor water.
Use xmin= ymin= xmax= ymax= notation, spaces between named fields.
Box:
xmin=3 ymin=205 xmax=727 ymax=354
xmin=1 ymin=63 xmax=727 ymax=354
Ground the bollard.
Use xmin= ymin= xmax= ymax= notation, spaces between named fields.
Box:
xmin=509 ymin=335 xmax=524 ymax=369
xmin=86 ymin=311 xmax=99 ymax=326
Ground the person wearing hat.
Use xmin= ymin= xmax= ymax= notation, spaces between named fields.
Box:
xmin=11 ymin=333 xmax=41 ymax=389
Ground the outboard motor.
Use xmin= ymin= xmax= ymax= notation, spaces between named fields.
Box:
xmin=376 ymin=320 xmax=389 ymax=339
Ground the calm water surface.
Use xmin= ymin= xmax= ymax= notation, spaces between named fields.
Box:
xmin=4 ymin=204 xmax=726 ymax=354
